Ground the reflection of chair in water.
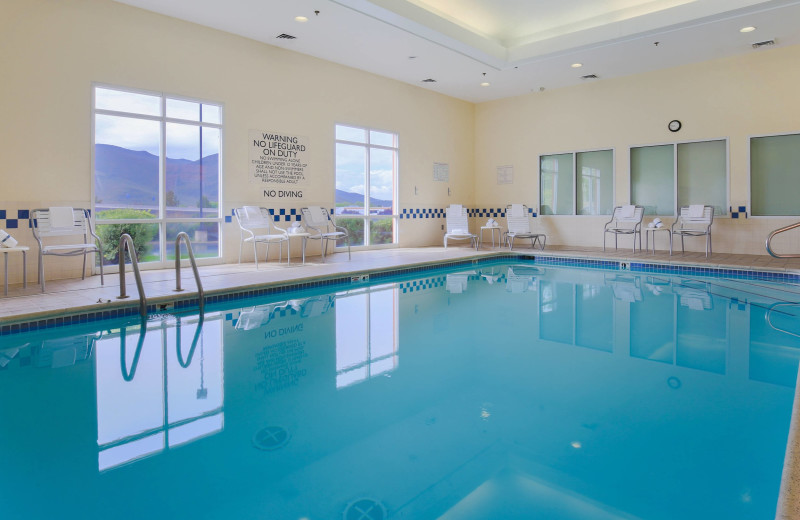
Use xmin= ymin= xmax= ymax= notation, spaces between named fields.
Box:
xmin=505 ymin=265 xmax=540 ymax=293
xmin=33 ymin=332 xmax=100 ymax=368
xmin=607 ymin=274 xmax=643 ymax=302
xmin=446 ymin=271 xmax=476 ymax=293
xmin=673 ymin=280 xmax=712 ymax=310
xmin=300 ymin=295 xmax=333 ymax=317
xmin=236 ymin=295 xmax=334 ymax=330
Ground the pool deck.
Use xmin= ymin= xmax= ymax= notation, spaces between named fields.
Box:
xmin=2 ymin=243 xmax=800 ymax=519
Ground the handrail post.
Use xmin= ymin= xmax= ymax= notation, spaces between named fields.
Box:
xmin=174 ymin=232 xmax=205 ymax=313
xmin=766 ymin=221 xmax=800 ymax=258
xmin=117 ymin=233 xmax=147 ymax=318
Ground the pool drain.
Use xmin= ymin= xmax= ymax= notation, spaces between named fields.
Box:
xmin=343 ymin=498 xmax=387 ymax=520
xmin=252 ymin=426 xmax=290 ymax=451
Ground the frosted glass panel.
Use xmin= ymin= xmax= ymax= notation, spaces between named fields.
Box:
xmin=631 ymin=145 xmax=673 ymax=216
xmin=751 ymin=134 xmax=800 ymax=216
xmin=540 ymin=154 xmax=573 ymax=215
xmin=577 ymin=150 xmax=613 ymax=215
xmin=677 ymin=140 xmax=727 ymax=216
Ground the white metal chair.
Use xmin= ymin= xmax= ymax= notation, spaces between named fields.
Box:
xmin=301 ymin=206 xmax=350 ymax=262
xmin=234 ymin=206 xmax=289 ymax=269
xmin=504 ymin=204 xmax=546 ymax=251
xmin=444 ymin=205 xmax=477 ymax=249
xmin=603 ymin=205 xmax=644 ymax=252
xmin=30 ymin=207 xmax=104 ymax=292
xmin=671 ymin=205 xmax=714 ymax=258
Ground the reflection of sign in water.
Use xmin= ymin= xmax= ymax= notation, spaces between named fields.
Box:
xmin=255 ymin=325 xmax=308 ymax=394
xmin=249 ymin=130 xmax=309 ymax=198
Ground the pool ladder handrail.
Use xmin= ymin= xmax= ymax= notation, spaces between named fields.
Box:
xmin=766 ymin=221 xmax=800 ymax=258
xmin=117 ymin=233 xmax=147 ymax=318
xmin=174 ymin=232 xmax=205 ymax=314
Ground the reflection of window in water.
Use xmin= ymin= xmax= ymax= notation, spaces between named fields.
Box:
xmin=335 ymin=284 xmax=399 ymax=388
xmin=95 ymin=314 xmax=224 ymax=471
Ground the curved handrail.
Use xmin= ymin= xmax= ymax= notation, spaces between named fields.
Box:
xmin=117 ymin=233 xmax=147 ymax=318
xmin=174 ymin=232 xmax=205 ymax=314
xmin=766 ymin=221 xmax=800 ymax=258
xmin=765 ymin=302 xmax=800 ymax=339
xmin=176 ymin=315 xmax=204 ymax=368
xmin=120 ymin=325 xmax=148 ymax=382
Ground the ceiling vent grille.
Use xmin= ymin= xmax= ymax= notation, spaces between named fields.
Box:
xmin=580 ymin=74 xmax=599 ymax=80
xmin=752 ymin=39 xmax=775 ymax=49
xmin=276 ymin=33 xmax=296 ymax=40
xmin=421 ymin=78 xmax=437 ymax=83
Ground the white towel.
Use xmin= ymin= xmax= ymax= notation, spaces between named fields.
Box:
xmin=289 ymin=226 xmax=305 ymax=234
xmin=648 ymin=222 xmax=655 ymax=228
xmin=309 ymin=206 xmax=327 ymax=224
xmin=49 ymin=207 xmax=75 ymax=229
xmin=688 ymin=204 xmax=704 ymax=218
xmin=619 ymin=205 xmax=635 ymax=219
xmin=510 ymin=204 xmax=524 ymax=217
xmin=653 ymin=217 xmax=662 ymax=225
xmin=655 ymin=222 xmax=663 ymax=228
xmin=449 ymin=204 xmax=463 ymax=215
xmin=0 ymin=229 xmax=17 ymax=248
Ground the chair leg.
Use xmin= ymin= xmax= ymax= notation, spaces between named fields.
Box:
xmin=444 ymin=236 xmax=448 ymax=249
xmin=603 ymin=233 xmax=606 ymax=252
xmin=81 ymin=252 xmax=87 ymax=280
xmin=39 ymin=253 xmax=45 ymax=293
xmin=540 ymin=235 xmax=546 ymax=251
xmin=347 ymin=237 xmax=351 ymax=260
xmin=681 ymin=235 xmax=685 ymax=254
xmin=238 ymin=240 xmax=243 ymax=264
xmin=253 ymin=242 xmax=259 ymax=270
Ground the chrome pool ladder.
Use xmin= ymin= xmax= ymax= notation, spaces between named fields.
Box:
xmin=766 ymin=221 xmax=800 ymax=258
xmin=174 ymin=232 xmax=205 ymax=314
xmin=117 ymin=233 xmax=147 ymax=318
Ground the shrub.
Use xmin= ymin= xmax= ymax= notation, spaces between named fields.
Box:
xmin=96 ymin=209 xmax=157 ymax=264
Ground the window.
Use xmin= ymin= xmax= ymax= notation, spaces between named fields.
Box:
xmin=93 ymin=85 xmax=222 ymax=268
xmin=750 ymin=133 xmax=800 ymax=216
xmin=335 ymin=124 xmax=398 ymax=247
xmin=540 ymin=150 xmax=613 ymax=215
xmin=630 ymin=139 xmax=727 ymax=216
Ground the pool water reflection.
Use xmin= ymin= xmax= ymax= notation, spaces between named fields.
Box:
xmin=1 ymin=262 xmax=799 ymax=519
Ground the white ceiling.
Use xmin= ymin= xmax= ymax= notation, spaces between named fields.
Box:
xmin=113 ymin=0 xmax=800 ymax=103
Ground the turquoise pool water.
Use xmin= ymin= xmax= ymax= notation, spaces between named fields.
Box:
xmin=1 ymin=261 xmax=799 ymax=519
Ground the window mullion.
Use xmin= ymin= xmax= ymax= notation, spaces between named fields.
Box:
xmin=159 ymin=97 xmax=167 ymax=265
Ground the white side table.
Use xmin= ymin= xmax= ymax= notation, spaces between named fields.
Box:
xmin=287 ymin=232 xmax=311 ymax=265
xmin=2 ymin=246 xmax=29 ymax=296
xmin=644 ymin=227 xmax=672 ymax=254
xmin=479 ymin=226 xmax=502 ymax=249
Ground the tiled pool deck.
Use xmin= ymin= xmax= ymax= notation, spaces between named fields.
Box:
xmin=2 ymin=243 xmax=800 ymax=519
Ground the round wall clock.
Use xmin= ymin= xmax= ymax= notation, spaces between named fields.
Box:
xmin=668 ymin=120 xmax=682 ymax=132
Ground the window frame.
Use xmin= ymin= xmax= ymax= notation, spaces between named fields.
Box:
xmin=629 ymin=137 xmax=730 ymax=217
xmin=538 ymin=148 xmax=616 ymax=216
xmin=91 ymin=83 xmax=224 ymax=272
xmin=747 ymin=131 xmax=800 ymax=218
xmin=334 ymin=123 xmax=399 ymax=250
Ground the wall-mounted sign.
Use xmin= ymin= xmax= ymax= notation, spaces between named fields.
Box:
xmin=249 ymin=130 xmax=309 ymax=199
xmin=497 ymin=165 xmax=513 ymax=185
xmin=433 ymin=162 xmax=449 ymax=182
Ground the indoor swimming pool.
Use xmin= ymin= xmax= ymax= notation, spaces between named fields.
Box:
xmin=1 ymin=260 xmax=799 ymax=519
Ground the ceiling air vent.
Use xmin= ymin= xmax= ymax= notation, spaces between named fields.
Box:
xmin=421 ymin=78 xmax=437 ymax=83
xmin=276 ymin=33 xmax=296 ymax=40
xmin=580 ymin=74 xmax=599 ymax=80
xmin=752 ymin=39 xmax=775 ymax=49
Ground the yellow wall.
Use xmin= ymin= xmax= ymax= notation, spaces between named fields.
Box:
xmin=2 ymin=0 xmax=800 ymax=285
xmin=0 ymin=0 xmax=474 ymax=281
xmin=474 ymin=44 xmax=800 ymax=255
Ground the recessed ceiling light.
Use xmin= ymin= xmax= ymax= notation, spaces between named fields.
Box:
xmin=480 ymin=82 xmax=490 ymax=87
xmin=294 ymin=16 xmax=308 ymax=22
xmin=571 ymin=63 xmax=583 ymax=68
xmin=740 ymin=26 xmax=756 ymax=33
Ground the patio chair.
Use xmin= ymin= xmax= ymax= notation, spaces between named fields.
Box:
xmin=603 ymin=205 xmax=644 ymax=253
xmin=30 ymin=207 xmax=105 ymax=292
xmin=671 ymin=205 xmax=714 ymax=258
xmin=444 ymin=204 xmax=477 ymax=249
xmin=504 ymin=204 xmax=546 ymax=251
xmin=301 ymin=206 xmax=350 ymax=262
xmin=234 ymin=206 xmax=289 ymax=269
